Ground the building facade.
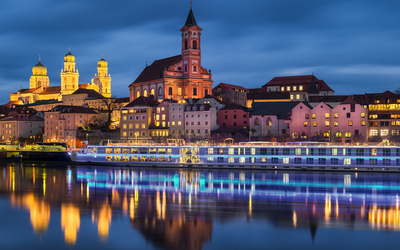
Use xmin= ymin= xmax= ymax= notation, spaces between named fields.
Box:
xmin=184 ymin=104 xmax=218 ymax=138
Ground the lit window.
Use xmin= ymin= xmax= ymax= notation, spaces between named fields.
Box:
xmin=332 ymin=148 xmax=338 ymax=155
xmin=348 ymin=121 xmax=353 ymax=126
xmin=171 ymin=121 xmax=175 ymax=126
xmin=334 ymin=121 xmax=338 ymax=126
xmin=299 ymin=86 xmax=303 ymax=91
xmin=290 ymin=95 xmax=293 ymax=100
xmin=323 ymin=132 xmax=329 ymax=138
xmin=361 ymin=113 xmax=365 ymax=118
xmin=334 ymin=113 xmax=338 ymax=118
xmin=325 ymin=113 xmax=329 ymax=119
xmin=142 ymin=124 xmax=146 ymax=129
xmin=312 ymin=114 xmax=316 ymax=119
xmin=370 ymin=130 xmax=378 ymax=136
xmin=380 ymin=129 xmax=388 ymax=136
xmin=345 ymin=132 xmax=352 ymax=138
xmin=303 ymin=122 xmax=308 ymax=127
xmin=296 ymin=94 xmax=300 ymax=99
xmin=325 ymin=121 xmax=329 ymax=127
xmin=293 ymin=86 xmax=297 ymax=91
xmin=361 ymin=121 xmax=365 ymax=126
xmin=281 ymin=87 xmax=284 ymax=92
xmin=313 ymin=122 xmax=317 ymax=127
xmin=283 ymin=158 xmax=289 ymax=164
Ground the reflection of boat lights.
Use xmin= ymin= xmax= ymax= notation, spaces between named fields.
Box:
xmin=325 ymin=195 xmax=331 ymax=223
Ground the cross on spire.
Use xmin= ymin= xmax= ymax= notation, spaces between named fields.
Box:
xmin=190 ymin=1 xmax=192 ymax=9
xmin=39 ymin=54 xmax=41 ymax=62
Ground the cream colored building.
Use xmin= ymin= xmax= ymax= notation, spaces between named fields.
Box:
xmin=10 ymin=51 xmax=111 ymax=105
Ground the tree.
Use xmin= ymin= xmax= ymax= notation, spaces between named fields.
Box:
xmin=100 ymin=97 xmax=124 ymax=129
xmin=395 ymin=87 xmax=400 ymax=94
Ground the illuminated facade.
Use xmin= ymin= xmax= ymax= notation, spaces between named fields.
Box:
xmin=212 ymin=83 xmax=248 ymax=107
xmin=129 ymin=7 xmax=213 ymax=102
xmin=10 ymin=51 xmax=111 ymax=105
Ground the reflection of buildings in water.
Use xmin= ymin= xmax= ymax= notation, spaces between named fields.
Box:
xmin=92 ymin=203 xmax=112 ymax=241
xmin=61 ymin=204 xmax=80 ymax=245
xmin=10 ymin=193 xmax=50 ymax=234
xmin=368 ymin=204 xmax=400 ymax=230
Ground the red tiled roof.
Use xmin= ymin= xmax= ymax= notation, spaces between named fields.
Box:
xmin=262 ymin=75 xmax=334 ymax=92
xmin=114 ymin=97 xmax=130 ymax=104
xmin=48 ymin=105 xmax=98 ymax=114
xmin=340 ymin=97 xmax=359 ymax=105
xmin=131 ymin=55 xmax=182 ymax=84
xmin=220 ymin=103 xmax=250 ymax=112
xmin=79 ymin=83 xmax=90 ymax=89
xmin=20 ymin=88 xmax=40 ymax=93
xmin=213 ymin=83 xmax=247 ymax=92
xmin=40 ymin=86 xmax=61 ymax=95
xmin=124 ymin=96 xmax=159 ymax=108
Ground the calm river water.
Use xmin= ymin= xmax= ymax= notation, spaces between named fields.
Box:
xmin=1 ymin=162 xmax=400 ymax=249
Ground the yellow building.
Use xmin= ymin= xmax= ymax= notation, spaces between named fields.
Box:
xmin=10 ymin=50 xmax=111 ymax=105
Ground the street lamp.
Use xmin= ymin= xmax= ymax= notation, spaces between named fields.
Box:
xmin=86 ymin=133 xmax=89 ymax=145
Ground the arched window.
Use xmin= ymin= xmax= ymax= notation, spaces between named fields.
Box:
xmin=266 ymin=118 xmax=272 ymax=126
xmin=136 ymin=90 xmax=140 ymax=98
xmin=336 ymin=132 xmax=342 ymax=138
xmin=292 ymin=132 xmax=298 ymax=138
xmin=151 ymin=88 xmax=155 ymax=96
xmin=185 ymin=40 xmax=188 ymax=50
xmin=193 ymin=65 xmax=197 ymax=72
xmin=143 ymin=89 xmax=148 ymax=97
xmin=254 ymin=118 xmax=260 ymax=126
xmin=193 ymin=40 xmax=197 ymax=49
xmin=300 ymin=132 xmax=307 ymax=139
xmin=158 ymin=87 xmax=163 ymax=96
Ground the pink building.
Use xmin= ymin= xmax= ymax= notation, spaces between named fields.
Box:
xmin=289 ymin=98 xmax=367 ymax=142
xmin=44 ymin=105 xmax=98 ymax=148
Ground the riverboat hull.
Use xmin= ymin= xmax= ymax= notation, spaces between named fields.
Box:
xmin=71 ymin=143 xmax=400 ymax=172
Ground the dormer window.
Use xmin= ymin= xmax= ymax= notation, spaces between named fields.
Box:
xmin=200 ymin=105 xmax=205 ymax=111
xmin=193 ymin=106 xmax=197 ymax=111
xmin=186 ymin=106 xmax=191 ymax=111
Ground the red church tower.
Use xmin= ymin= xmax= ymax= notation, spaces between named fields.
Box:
xmin=129 ymin=6 xmax=213 ymax=102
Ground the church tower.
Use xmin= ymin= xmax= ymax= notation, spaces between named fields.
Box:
xmin=60 ymin=49 xmax=79 ymax=95
xmin=30 ymin=56 xmax=49 ymax=89
xmin=96 ymin=57 xmax=111 ymax=98
xmin=180 ymin=4 xmax=202 ymax=78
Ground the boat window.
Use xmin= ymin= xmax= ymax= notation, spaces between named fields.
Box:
xmin=228 ymin=148 xmax=234 ymax=155
xmin=167 ymin=148 xmax=172 ymax=154
xmin=122 ymin=156 xmax=129 ymax=161
xmin=122 ymin=148 xmax=130 ymax=154
xmin=140 ymin=156 xmax=147 ymax=161
xmin=158 ymin=148 xmax=166 ymax=154
xmin=131 ymin=148 xmax=138 ymax=154
xmin=131 ymin=156 xmax=138 ymax=161
xmin=140 ymin=148 xmax=147 ymax=154
xmin=167 ymin=156 xmax=172 ymax=162
xmin=158 ymin=156 xmax=166 ymax=162
xmin=106 ymin=148 xmax=113 ymax=154
xmin=149 ymin=156 xmax=156 ymax=162
xmin=208 ymin=148 xmax=213 ymax=154
xmin=106 ymin=156 xmax=112 ymax=161
xmin=114 ymin=148 xmax=121 ymax=154
xmin=149 ymin=148 xmax=157 ymax=154
xmin=114 ymin=156 xmax=121 ymax=161
xmin=251 ymin=148 xmax=256 ymax=155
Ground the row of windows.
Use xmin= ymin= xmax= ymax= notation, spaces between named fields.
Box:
xmin=369 ymin=121 xmax=400 ymax=127
xmin=123 ymin=115 xmax=146 ymax=121
xmin=186 ymin=121 xmax=208 ymax=126
xmin=293 ymin=132 xmax=353 ymax=138
xmin=106 ymin=155 xmax=172 ymax=162
xmin=280 ymin=86 xmax=304 ymax=92
xmin=307 ymin=112 xmax=365 ymax=119
xmin=370 ymin=129 xmax=400 ymax=136
xmin=122 ymin=123 xmax=147 ymax=129
xmin=306 ymin=121 xmax=365 ymax=127
xmin=186 ymin=113 xmax=209 ymax=118
xmin=185 ymin=129 xmax=209 ymax=134
xmin=104 ymin=148 xmax=173 ymax=154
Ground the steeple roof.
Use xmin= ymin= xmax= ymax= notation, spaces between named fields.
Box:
xmin=184 ymin=8 xmax=197 ymax=28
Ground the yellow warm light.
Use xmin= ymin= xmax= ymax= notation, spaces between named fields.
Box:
xmin=293 ymin=211 xmax=297 ymax=228
xmin=325 ymin=195 xmax=331 ymax=223
xmin=61 ymin=204 xmax=80 ymax=245
xmin=98 ymin=204 xmax=112 ymax=241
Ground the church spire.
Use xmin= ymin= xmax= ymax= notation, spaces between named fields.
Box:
xmin=184 ymin=4 xmax=197 ymax=28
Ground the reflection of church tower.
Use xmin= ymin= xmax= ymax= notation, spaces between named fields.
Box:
xmin=30 ymin=56 xmax=49 ymax=89
xmin=95 ymin=56 xmax=111 ymax=98
xmin=61 ymin=49 xmax=79 ymax=95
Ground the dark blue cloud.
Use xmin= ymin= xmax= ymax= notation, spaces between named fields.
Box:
xmin=1 ymin=0 xmax=400 ymax=103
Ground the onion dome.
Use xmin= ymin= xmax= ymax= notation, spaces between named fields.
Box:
xmin=98 ymin=57 xmax=107 ymax=67
xmin=64 ymin=51 xmax=75 ymax=62
xmin=32 ymin=61 xmax=47 ymax=76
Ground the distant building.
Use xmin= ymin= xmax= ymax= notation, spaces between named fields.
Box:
xmin=0 ymin=115 xmax=43 ymax=142
xmin=212 ymin=83 xmax=247 ymax=107
xmin=261 ymin=75 xmax=334 ymax=101
xmin=169 ymin=100 xmax=188 ymax=137
xmin=10 ymin=51 xmax=111 ymax=104
xmin=128 ymin=8 xmax=213 ymax=102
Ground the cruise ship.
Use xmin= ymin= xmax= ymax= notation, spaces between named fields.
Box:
xmin=71 ymin=140 xmax=400 ymax=172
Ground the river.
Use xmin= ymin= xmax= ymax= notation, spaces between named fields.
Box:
xmin=0 ymin=162 xmax=400 ymax=249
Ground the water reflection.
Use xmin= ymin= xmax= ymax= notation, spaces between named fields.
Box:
xmin=1 ymin=164 xmax=400 ymax=249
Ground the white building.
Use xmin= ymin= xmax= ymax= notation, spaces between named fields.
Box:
xmin=184 ymin=104 xmax=218 ymax=138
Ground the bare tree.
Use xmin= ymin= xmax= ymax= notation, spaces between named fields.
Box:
xmin=100 ymin=97 xmax=124 ymax=129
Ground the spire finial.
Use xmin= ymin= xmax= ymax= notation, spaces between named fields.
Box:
xmin=69 ymin=46 xmax=71 ymax=52
xmin=39 ymin=54 xmax=41 ymax=62
xmin=190 ymin=1 xmax=192 ymax=9
xmin=102 ymin=52 xmax=103 ymax=59
xmin=146 ymin=61 xmax=147 ymax=66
